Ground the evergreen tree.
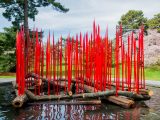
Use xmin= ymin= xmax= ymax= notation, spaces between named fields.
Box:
xmin=0 ymin=0 xmax=69 ymax=31
xmin=118 ymin=10 xmax=148 ymax=34
xmin=0 ymin=0 xmax=69 ymax=72
xmin=148 ymin=13 xmax=160 ymax=33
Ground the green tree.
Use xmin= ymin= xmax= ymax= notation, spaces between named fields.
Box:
xmin=148 ymin=13 xmax=160 ymax=33
xmin=0 ymin=27 xmax=16 ymax=56
xmin=0 ymin=0 xmax=69 ymax=32
xmin=0 ymin=32 xmax=5 ymax=55
xmin=0 ymin=0 xmax=69 ymax=72
xmin=0 ymin=26 xmax=16 ymax=72
xmin=118 ymin=10 xmax=148 ymax=34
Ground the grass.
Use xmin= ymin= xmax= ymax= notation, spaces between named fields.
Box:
xmin=0 ymin=65 xmax=160 ymax=81
xmin=0 ymin=76 xmax=15 ymax=78
xmin=145 ymin=68 xmax=160 ymax=81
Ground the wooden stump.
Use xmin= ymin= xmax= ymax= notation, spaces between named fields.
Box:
xmin=12 ymin=94 xmax=28 ymax=108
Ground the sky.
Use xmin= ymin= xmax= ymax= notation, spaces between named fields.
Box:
xmin=0 ymin=0 xmax=160 ymax=41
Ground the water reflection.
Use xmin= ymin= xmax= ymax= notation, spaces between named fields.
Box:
xmin=25 ymin=104 xmax=102 ymax=120
xmin=8 ymin=103 xmax=145 ymax=120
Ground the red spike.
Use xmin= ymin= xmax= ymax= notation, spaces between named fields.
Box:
xmin=128 ymin=35 xmax=131 ymax=91
xmin=86 ymin=33 xmax=89 ymax=86
xmin=60 ymin=36 xmax=62 ymax=83
xmin=110 ymin=41 xmax=112 ymax=90
xmin=75 ymin=34 xmax=78 ymax=93
xmin=64 ymin=41 xmax=67 ymax=94
xmin=134 ymin=38 xmax=137 ymax=92
xmin=122 ymin=42 xmax=125 ymax=91
xmin=68 ymin=37 xmax=71 ymax=92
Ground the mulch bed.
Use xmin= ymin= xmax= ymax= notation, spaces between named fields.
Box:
xmin=0 ymin=72 xmax=16 ymax=76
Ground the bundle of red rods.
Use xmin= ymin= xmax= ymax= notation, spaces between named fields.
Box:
xmin=16 ymin=21 xmax=145 ymax=96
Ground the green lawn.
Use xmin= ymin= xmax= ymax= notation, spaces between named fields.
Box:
xmin=0 ymin=76 xmax=15 ymax=78
xmin=145 ymin=68 xmax=160 ymax=81
xmin=0 ymin=66 xmax=159 ymax=81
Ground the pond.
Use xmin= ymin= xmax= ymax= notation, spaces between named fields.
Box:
xmin=0 ymin=83 xmax=160 ymax=120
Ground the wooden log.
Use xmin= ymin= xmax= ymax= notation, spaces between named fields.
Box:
xmin=26 ymin=73 xmax=150 ymax=93
xmin=28 ymin=100 xmax=101 ymax=105
xmin=12 ymin=81 xmax=28 ymax=108
xmin=25 ymin=73 xmax=78 ymax=95
xmin=118 ymin=91 xmax=151 ymax=101
xmin=25 ymin=73 xmax=72 ymax=90
xmin=139 ymin=89 xmax=154 ymax=96
xmin=12 ymin=94 xmax=28 ymax=108
xmin=82 ymin=84 xmax=135 ymax=108
xmin=79 ymin=82 xmax=151 ymax=101
xmin=25 ymin=73 xmax=151 ymax=101
xmin=106 ymin=96 xmax=135 ymax=108
xmin=25 ymin=73 xmax=103 ymax=93
xmin=81 ymin=83 xmax=150 ymax=108
xmin=25 ymin=89 xmax=150 ymax=102
xmin=25 ymin=89 xmax=115 ymax=101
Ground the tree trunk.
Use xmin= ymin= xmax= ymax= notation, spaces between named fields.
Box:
xmin=24 ymin=0 xmax=28 ymax=74
xmin=24 ymin=0 xmax=28 ymax=35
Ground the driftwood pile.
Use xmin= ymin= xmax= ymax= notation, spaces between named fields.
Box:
xmin=12 ymin=73 xmax=151 ymax=108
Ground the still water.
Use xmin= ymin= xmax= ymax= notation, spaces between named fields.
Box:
xmin=0 ymin=83 xmax=160 ymax=120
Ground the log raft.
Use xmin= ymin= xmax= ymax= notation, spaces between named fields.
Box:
xmin=11 ymin=73 xmax=151 ymax=108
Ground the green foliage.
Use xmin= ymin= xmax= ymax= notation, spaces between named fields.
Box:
xmin=0 ymin=0 xmax=69 ymax=27
xmin=0 ymin=27 xmax=16 ymax=54
xmin=148 ymin=13 xmax=160 ymax=32
xmin=0 ymin=53 xmax=16 ymax=72
xmin=2 ymin=27 xmax=16 ymax=51
xmin=0 ymin=33 xmax=5 ymax=55
xmin=119 ymin=10 xmax=148 ymax=33
xmin=0 ymin=26 xmax=16 ymax=72
xmin=0 ymin=0 xmax=69 ymax=72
